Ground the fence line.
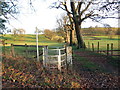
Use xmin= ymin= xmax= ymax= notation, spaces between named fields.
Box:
xmin=87 ymin=42 xmax=120 ymax=56
xmin=10 ymin=44 xmax=48 ymax=59
xmin=3 ymin=43 xmax=72 ymax=71
xmin=13 ymin=44 xmax=47 ymax=47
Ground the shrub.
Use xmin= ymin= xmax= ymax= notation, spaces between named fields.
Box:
xmin=57 ymin=38 xmax=63 ymax=43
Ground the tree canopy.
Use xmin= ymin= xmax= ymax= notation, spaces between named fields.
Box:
xmin=0 ymin=0 xmax=18 ymax=34
xmin=51 ymin=0 xmax=119 ymax=48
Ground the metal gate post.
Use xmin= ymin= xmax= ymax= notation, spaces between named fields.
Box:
xmin=58 ymin=49 xmax=61 ymax=71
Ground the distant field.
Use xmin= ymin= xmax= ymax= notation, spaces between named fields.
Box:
xmin=1 ymin=34 xmax=119 ymax=51
xmin=83 ymin=35 xmax=119 ymax=50
xmin=1 ymin=34 xmax=64 ymax=48
xmin=1 ymin=34 xmax=64 ymax=59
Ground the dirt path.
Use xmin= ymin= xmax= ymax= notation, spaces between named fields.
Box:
xmin=72 ymin=50 xmax=119 ymax=88
xmin=73 ymin=50 xmax=119 ymax=75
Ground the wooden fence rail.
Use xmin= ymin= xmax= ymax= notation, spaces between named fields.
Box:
xmin=10 ymin=44 xmax=48 ymax=58
xmin=13 ymin=44 xmax=48 ymax=47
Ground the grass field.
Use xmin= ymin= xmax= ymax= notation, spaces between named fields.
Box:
xmin=1 ymin=34 xmax=64 ymax=47
xmin=1 ymin=34 xmax=119 ymax=59
xmin=1 ymin=34 xmax=119 ymax=50
xmin=83 ymin=35 xmax=119 ymax=50
xmin=1 ymin=34 xmax=119 ymax=88
xmin=1 ymin=34 xmax=65 ymax=60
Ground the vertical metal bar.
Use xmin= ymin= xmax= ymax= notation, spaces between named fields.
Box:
xmin=58 ymin=49 xmax=61 ymax=71
xmin=36 ymin=27 xmax=39 ymax=62
xmin=43 ymin=47 xmax=45 ymax=66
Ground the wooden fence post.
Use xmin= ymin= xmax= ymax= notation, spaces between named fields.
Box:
xmin=111 ymin=43 xmax=113 ymax=56
xmin=97 ymin=42 xmax=100 ymax=53
xmin=107 ymin=44 xmax=109 ymax=56
xmin=84 ymin=42 xmax=86 ymax=49
xmin=11 ymin=44 xmax=15 ymax=57
xmin=66 ymin=46 xmax=73 ymax=71
xmin=92 ymin=43 xmax=94 ymax=52
xmin=2 ymin=41 xmax=5 ymax=55
xmin=88 ymin=42 xmax=90 ymax=49
xmin=25 ymin=44 xmax=28 ymax=58
xmin=58 ymin=49 xmax=61 ymax=72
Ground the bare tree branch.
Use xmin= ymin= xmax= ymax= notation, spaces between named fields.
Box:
xmin=77 ymin=1 xmax=83 ymax=14
xmin=80 ymin=0 xmax=92 ymax=17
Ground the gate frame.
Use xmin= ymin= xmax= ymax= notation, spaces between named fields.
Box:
xmin=42 ymin=46 xmax=72 ymax=71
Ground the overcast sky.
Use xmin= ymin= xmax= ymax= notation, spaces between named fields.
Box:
xmin=7 ymin=0 xmax=118 ymax=34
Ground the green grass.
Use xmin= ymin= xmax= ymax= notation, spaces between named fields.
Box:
xmin=1 ymin=34 xmax=64 ymax=59
xmin=2 ymin=34 xmax=119 ymax=88
xmin=107 ymin=56 xmax=120 ymax=68
xmin=73 ymin=44 xmax=119 ymax=72
xmin=2 ymin=34 xmax=120 ymax=61
xmin=83 ymin=35 xmax=119 ymax=50
xmin=2 ymin=34 xmax=119 ymax=50
xmin=1 ymin=34 xmax=64 ymax=47
xmin=73 ymin=53 xmax=106 ymax=72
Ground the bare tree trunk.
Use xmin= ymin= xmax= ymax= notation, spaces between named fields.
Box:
xmin=70 ymin=29 xmax=75 ymax=46
xmin=70 ymin=1 xmax=85 ymax=48
xmin=70 ymin=30 xmax=72 ymax=46
xmin=74 ymin=19 xmax=85 ymax=48
xmin=72 ymin=30 xmax=75 ymax=45
xmin=66 ymin=30 xmax=70 ymax=44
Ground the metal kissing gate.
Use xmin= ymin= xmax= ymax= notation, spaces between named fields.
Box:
xmin=42 ymin=46 xmax=72 ymax=71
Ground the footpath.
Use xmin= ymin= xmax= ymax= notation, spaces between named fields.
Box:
xmin=72 ymin=50 xmax=119 ymax=88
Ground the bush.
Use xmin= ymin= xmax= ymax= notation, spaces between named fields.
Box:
xmin=44 ymin=29 xmax=56 ymax=40
xmin=51 ymin=35 xmax=64 ymax=43
xmin=57 ymin=38 xmax=63 ymax=43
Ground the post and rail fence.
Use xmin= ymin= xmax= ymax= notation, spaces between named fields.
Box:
xmin=7 ymin=44 xmax=48 ymax=60
xmin=87 ymin=41 xmax=120 ymax=56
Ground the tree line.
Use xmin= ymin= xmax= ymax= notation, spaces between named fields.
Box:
xmin=43 ymin=26 xmax=120 ymax=45
xmin=81 ymin=27 xmax=120 ymax=36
